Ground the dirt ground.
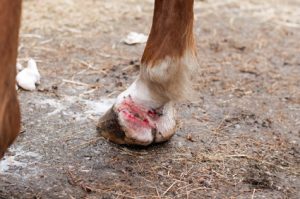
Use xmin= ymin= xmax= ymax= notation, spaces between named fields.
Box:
xmin=1 ymin=0 xmax=299 ymax=198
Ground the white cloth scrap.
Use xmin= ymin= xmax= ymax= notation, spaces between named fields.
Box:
xmin=16 ymin=58 xmax=41 ymax=91
xmin=123 ymin=32 xmax=148 ymax=45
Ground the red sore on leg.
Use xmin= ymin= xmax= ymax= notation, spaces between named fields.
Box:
xmin=97 ymin=97 xmax=176 ymax=145
xmin=116 ymin=97 xmax=161 ymax=130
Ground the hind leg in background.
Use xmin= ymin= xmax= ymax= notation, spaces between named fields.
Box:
xmin=0 ymin=0 xmax=22 ymax=158
xmin=97 ymin=0 xmax=197 ymax=146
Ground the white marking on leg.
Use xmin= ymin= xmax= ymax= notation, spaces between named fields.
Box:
xmin=116 ymin=78 xmax=163 ymax=109
xmin=141 ymin=50 xmax=198 ymax=101
xmin=155 ymin=102 xmax=176 ymax=142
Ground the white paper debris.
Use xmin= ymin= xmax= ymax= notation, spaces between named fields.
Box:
xmin=123 ymin=32 xmax=148 ymax=45
xmin=16 ymin=58 xmax=41 ymax=91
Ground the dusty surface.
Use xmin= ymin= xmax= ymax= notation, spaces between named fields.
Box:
xmin=1 ymin=0 xmax=299 ymax=198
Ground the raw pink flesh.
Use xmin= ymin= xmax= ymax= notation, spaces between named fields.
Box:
xmin=117 ymin=98 xmax=161 ymax=129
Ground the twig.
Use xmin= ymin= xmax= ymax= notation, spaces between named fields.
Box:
xmin=62 ymin=79 xmax=100 ymax=88
xmin=62 ymin=79 xmax=90 ymax=87
xmin=187 ymin=187 xmax=210 ymax=193
xmin=162 ymin=180 xmax=178 ymax=196
xmin=70 ymin=137 xmax=102 ymax=151
xmin=213 ymin=112 xmax=231 ymax=132
xmin=66 ymin=169 xmax=95 ymax=193
xmin=251 ymin=189 xmax=256 ymax=199
xmin=77 ymin=59 xmax=97 ymax=70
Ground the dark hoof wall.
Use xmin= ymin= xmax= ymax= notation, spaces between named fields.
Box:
xmin=97 ymin=102 xmax=177 ymax=146
xmin=97 ymin=106 xmax=127 ymax=145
